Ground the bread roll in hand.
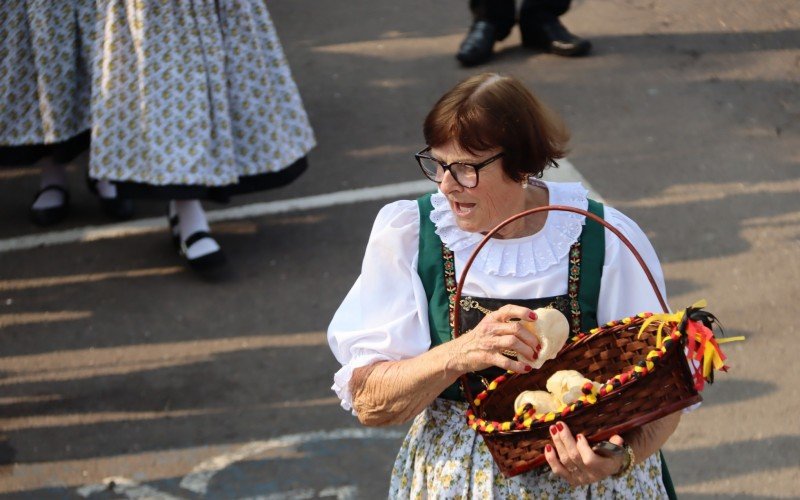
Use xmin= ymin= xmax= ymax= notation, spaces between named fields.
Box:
xmin=518 ymin=308 xmax=569 ymax=369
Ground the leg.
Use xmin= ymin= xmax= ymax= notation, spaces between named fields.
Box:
xmin=521 ymin=0 xmax=571 ymax=20
xmin=519 ymin=0 xmax=591 ymax=57
xmin=470 ymin=0 xmax=516 ymax=40
xmin=457 ymin=0 xmax=516 ymax=67
xmin=85 ymin=148 xmax=135 ymax=220
xmin=169 ymin=199 xmax=226 ymax=271
xmin=30 ymin=158 xmax=70 ymax=226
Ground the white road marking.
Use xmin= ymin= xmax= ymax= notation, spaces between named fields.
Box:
xmin=0 ymin=180 xmax=424 ymax=253
xmin=240 ymin=490 xmax=316 ymax=500
xmin=239 ymin=485 xmax=357 ymax=500
xmin=0 ymin=159 xmax=597 ymax=254
xmin=179 ymin=428 xmax=405 ymax=495
xmin=78 ymin=481 xmax=359 ymax=500
xmin=318 ymin=485 xmax=358 ymax=499
xmin=76 ymin=482 xmax=108 ymax=497
xmin=76 ymin=476 xmax=182 ymax=499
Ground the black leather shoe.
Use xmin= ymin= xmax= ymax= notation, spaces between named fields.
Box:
xmin=456 ymin=20 xmax=497 ymax=67
xmin=86 ymin=175 xmax=135 ymax=220
xmin=521 ymin=19 xmax=591 ymax=57
xmin=30 ymin=185 xmax=70 ymax=226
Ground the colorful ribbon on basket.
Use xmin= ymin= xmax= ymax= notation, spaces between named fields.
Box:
xmin=638 ymin=300 xmax=744 ymax=390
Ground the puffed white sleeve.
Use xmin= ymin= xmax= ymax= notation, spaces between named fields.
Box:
xmin=598 ymin=207 xmax=669 ymax=324
xmin=327 ymin=200 xmax=432 ymax=414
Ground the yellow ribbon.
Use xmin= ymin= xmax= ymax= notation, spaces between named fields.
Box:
xmin=638 ymin=299 xmax=744 ymax=382
xmin=638 ymin=299 xmax=714 ymax=346
xmin=701 ymin=335 xmax=745 ymax=378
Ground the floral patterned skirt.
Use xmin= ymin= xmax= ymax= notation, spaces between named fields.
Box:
xmin=389 ymin=399 xmax=668 ymax=499
xmin=0 ymin=1 xmax=91 ymax=149
xmin=89 ymin=0 xmax=315 ymax=191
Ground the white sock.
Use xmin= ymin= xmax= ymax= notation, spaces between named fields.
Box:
xmin=33 ymin=163 xmax=68 ymax=210
xmin=96 ymin=179 xmax=117 ymax=199
xmin=174 ymin=200 xmax=220 ymax=259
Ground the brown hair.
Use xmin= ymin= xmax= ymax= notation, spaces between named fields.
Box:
xmin=423 ymin=73 xmax=570 ymax=181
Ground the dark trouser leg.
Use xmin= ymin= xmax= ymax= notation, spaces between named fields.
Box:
xmin=520 ymin=0 xmax=571 ymax=20
xmin=519 ymin=0 xmax=590 ymax=56
xmin=469 ymin=0 xmax=516 ymax=41
xmin=519 ymin=0 xmax=571 ymax=30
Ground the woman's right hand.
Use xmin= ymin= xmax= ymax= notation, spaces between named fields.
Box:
xmin=447 ymin=304 xmax=542 ymax=374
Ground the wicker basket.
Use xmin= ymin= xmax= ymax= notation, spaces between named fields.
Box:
xmin=453 ymin=205 xmax=705 ymax=477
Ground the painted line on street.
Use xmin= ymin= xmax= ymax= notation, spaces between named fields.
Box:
xmin=78 ymin=479 xmax=358 ymax=500
xmin=179 ymin=427 xmax=405 ymax=495
xmin=77 ymin=476 xmax=182 ymax=499
xmin=239 ymin=485 xmax=358 ymax=499
xmin=0 ymin=159 xmax=598 ymax=254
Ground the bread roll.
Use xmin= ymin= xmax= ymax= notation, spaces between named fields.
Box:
xmin=514 ymin=390 xmax=560 ymax=415
xmin=519 ymin=308 xmax=569 ymax=369
xmin=547 ymin=370 xmax=603 ymax=405
xmin=546 ymin=370 xmax=585 ymax=401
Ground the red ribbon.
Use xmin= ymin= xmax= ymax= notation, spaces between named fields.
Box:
xmin=686 ymin=319 xmax=728 ymax=390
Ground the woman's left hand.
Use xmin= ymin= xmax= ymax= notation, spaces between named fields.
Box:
xmin=544 ymin=422 xmax=626 ymax=487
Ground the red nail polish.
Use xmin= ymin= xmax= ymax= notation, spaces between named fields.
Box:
xmin=525 ymin=365 xmax=532 ymax=372
xmin=533 ymin=352 xmax=539 ymax=360
xmin=536 ymin=344 xmax=542 ymax=352
xmin=557 ymin=422 xmax=564 ymax=432
xmin=529 ymin=311 xmax=537 ymax=320
xmin=546 ymin=444 xmax=552 ymax=452
xmin=550 ymin=426 xmax=557 ymax=435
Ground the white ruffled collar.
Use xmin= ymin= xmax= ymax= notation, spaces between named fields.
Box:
xmin=429 ymin=180 xmax=589 ymax=277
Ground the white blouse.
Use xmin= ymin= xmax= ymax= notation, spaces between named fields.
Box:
xmin=327 ymin=181 xmax=668 ymax=414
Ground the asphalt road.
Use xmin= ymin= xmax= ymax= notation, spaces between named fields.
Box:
xmin=1 ymin=0 xmax=798 ymax=498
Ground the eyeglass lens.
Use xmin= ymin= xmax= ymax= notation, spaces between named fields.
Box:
xmin=418 ymin=157 xmax=478 ymax=187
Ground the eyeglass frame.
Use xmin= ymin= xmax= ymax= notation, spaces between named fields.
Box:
xmin=414 ymin=146 xmax=505 ymax=188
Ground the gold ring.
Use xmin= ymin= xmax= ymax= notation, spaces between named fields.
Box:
xmin=502 ymin=349 xmax=518 ymax=359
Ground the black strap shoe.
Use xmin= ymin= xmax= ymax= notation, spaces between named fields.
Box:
xmin=86 ymin=174 xmax=135 ymax=220
xmin=521 ymin=19 xmax=591 ymax=57
xmin=167 ymin=204 xmax=181 ymax=249
xmin=456 ymin=20 xmax=497 ymax=67
xmin=179 ymin=230 xmax=227 ymax=272
xmin=30 ymin=185 xmax=70 ymax=227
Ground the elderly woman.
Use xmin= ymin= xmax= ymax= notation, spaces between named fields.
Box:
xmin=328 ymin=73 xmax=680 ymax=498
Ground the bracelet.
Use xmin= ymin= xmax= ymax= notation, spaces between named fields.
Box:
xmin=613 ymin=445 xmax=635 ymax=478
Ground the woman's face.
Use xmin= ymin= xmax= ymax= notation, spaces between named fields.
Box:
xmin=432 ymin=141 xmax=526 ymax=236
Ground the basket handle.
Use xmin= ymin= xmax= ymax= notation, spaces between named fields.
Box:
xmin=453 ymin=205 xmax=670 ymax=404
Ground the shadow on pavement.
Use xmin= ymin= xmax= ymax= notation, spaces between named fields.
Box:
xmin=667 ymin=434 xmax=800 ymax=486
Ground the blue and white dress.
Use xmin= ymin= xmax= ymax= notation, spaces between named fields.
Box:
xmin=88 ymin=0 xmax=315 ymax=200
xmin=0 ymin=0 xmax=92 ymax=166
